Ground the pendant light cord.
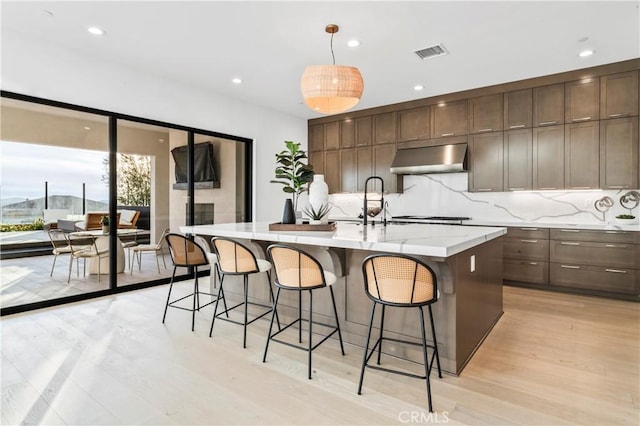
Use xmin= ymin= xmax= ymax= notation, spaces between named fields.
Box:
xmin=330 ymin=32 xmax=336 ymax=65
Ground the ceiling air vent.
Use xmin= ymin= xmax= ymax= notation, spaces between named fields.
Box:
xmin=414 ymin=44 xmax=448 ymax=60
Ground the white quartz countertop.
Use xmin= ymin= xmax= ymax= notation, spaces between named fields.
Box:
xmin=180 ymin=222 xmax=507 ymax=258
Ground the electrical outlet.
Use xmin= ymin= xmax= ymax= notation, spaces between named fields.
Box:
xmin=470 ymin=255 xmax=476 ymax=272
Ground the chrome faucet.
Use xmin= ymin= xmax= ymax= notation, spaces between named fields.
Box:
xmin=363 ymin=176 xmax=386 ymax=227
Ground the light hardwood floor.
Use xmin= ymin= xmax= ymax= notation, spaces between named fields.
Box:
xmin=1 ymin=284 xmax=638 ymax=425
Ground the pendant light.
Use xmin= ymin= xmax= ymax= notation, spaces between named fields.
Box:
xmin=300 ymin=24 xmax=364 ymax=115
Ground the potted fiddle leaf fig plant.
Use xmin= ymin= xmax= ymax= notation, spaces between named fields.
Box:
xmin=270 ymin=140 xmax=314 ymax=223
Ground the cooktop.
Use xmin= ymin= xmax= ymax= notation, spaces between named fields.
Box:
xmin=392 ymin=215 xmax=471 ymax=221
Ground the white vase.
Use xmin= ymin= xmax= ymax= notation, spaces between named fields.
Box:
xmin=308 ymin=174 xmax=329 ymax=223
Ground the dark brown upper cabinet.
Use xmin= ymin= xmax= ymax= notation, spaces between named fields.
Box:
xmin=339 ymin=148 xmax=357 ymax=193
xmin=533 ymin=83 xmax=564 ymax=127
xmin=308 ymin=151 xmax=325 ymax=177
xmin=309 ymin=124 xmax=324 ymax=152
xmin=340 ymin=119 xmax=355 ymax=148
xmin=532 ymin=125 xmax=564 ymax=190
xmin=600 ymin=117 xmax=639 ymax=189
xmin=356 ymin=116 xmax=372 ymax=146
xmin=373 ymin=112 xmax=397 ymax=145
xmin=430 ymin=100 xmax=468 ymax=138
xmin=600 ymin=71 xmax=639 ymax=119
xmin=324 ymin=150 xmax=341 ymax=193
xmin=504 ymin=89 xmax=533 ymax=130
xmin=503 ymin=129 xmax=533 ymax=191
xmin=564 ymin=121 xmax=600 ymax=189
xmin=565 ymin=78 xmax=599 ymax=123
xmin=468 ymin=131 xmax=504 ymax=192
xmin=469 ymin=94 xmax=503 ymax=134
xmin=398 ymin=106 xmax=430 ymax=142
xmin=324 ymin=121 xmax=340 ymax=150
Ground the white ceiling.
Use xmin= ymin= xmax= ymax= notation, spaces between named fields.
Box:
xmin=2 ymin=1 xmax=639 ymax=119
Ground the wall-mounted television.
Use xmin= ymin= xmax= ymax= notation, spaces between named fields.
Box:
xmin=171 ymin=142 xmax=220 ymax=189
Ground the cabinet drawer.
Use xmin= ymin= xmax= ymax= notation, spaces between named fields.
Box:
xmin=507 ymin=227 xmax=549 ymax=239
xmin=550 ymin=263 xmax=639 ymax=295
xmin=504 ymin=238 xmax=549 ymax=261
xmin=550 ymin=228 xmax=639 ymax=244
xmin=504 ymin=259 xmax=549 ymax=284
xmin=550 ymin=241 xmax=639 ymax=269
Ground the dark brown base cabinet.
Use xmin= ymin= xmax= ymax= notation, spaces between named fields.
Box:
xmin=504 ymin=227 xmax=640 ymax=300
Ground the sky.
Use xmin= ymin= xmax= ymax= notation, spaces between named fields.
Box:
xmin=0 ymin=141 xmax=109 ymax=201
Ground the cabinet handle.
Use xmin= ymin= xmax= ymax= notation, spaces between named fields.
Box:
xmin=606 ymin=185 xmax=628 ymax=189
xmin=561 ymin=242 xmax=580 ymax=245
xmin=605 ymin=269 xmax=627 ymax=274
xmin=441 ymin=133 xmax=454 ymax=137
xmin=605 ymin=231 xmax=628 ymax=234
xmin=571 ymin=117 xmax=591 ymax=122
xmin=478 ymin=128 xmax=493 ymax=132
xmin=539 ymin=120 xmax=558 ymax=126
xmin=521 ymin=239 xmax=538 ymax=243
xmin=571 ymin=186 xmax=592 ymax=189
xmin=560 ymin=265 xmax=580 ymax=269
xmin=605 ymin=244 xmax=628 ymax=248
xmin=509 ymin=187 xmax=525 ymax=191
xmin=529 ymin=262 xmax=539 ymax=266
xmin=608 ymin=113 xmax=629 ymax=118
xmin=520 ymin=228 xmax=539 ymax=231
xmin=476 ymin=188 xmax=493 ymax=192
xmin=560 ymin=229 xmax=580 ymax=232
xmin=538 ymin=187 xmax=557 ymax=190
xmin=509 ymin=124 xmax=526 ymax=129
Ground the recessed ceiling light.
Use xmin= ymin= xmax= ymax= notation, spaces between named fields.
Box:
xmin=347 ymin=39 xmax=360 ymax=48
xmin=83 ymin=126 xmax=91 ymax=130
xmin=414 ymin=85 xmax=424 ymax=91
xmin=87 ymin=26 xmax=105 ymax=36
xmin=578 ymin=49 xmax=594 ymax=57
xmin=232 ymin=78 xmax=242 ymax=84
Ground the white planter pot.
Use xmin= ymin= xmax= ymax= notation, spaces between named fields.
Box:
xmin=614 ymin=217 xmax=638 ymax=225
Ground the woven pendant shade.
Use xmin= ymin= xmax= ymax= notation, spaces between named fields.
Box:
xmin=300 ymin=64 xmax=364 ymax=114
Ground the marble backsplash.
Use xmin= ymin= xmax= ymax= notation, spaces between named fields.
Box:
xmin=326 ymin=173 xmax=640 ymax=226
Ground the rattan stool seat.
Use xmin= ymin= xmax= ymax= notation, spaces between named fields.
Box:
xmin=209 ymin=237 xmax=279 ymax=348
xmin=263 ymin=244 xmax=345 ymax=379
xmin=357 ymin=253 xmax=442 ymax=412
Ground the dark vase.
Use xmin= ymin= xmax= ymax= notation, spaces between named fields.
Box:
xmin=281 ymin=199 xmax=296 ymax=224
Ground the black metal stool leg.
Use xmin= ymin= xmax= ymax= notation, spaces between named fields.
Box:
xmin=419 ymin=306 xmax=434 ymax=413
xmin=328 ymin=286 xmax=345 ymax=355
xmin=429 ymin=305 xmax=442 ymax=378
xmin=266 ymin=271 xmax=281 ymax=330
xmin=357 ymin=301 xmax=377 ymax=395
xmin=209 ymin=275 xmax=226 ymax=337
xmin=243 ymin=274 xmax=249 ymax=348
xmin=377 ymin=304 xmax=386 ymax=365
xmin=308 ymin=289 xmax=313 ymax=380
xmin=192 ymin=275 xmax=197 ymax=332
xmin=162 ymin=268 xmax=177 ymax=323
xmin=263 ymin=287 xmax=281 ymax=363
xmin=298 ymin=291 xmax=303 ymax=343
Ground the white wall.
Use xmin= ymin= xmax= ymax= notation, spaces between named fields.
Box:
xmin=1 ymin=33 xmax=307 ymax=223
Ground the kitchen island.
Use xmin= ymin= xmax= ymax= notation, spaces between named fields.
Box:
xmin=181 ymin=221 xmax=506 ymax=375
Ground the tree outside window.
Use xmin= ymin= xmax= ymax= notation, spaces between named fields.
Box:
xmin=102 ymin=154 xmax=151 ymax=206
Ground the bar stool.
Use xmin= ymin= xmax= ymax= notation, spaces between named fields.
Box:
xmin=357 ymin=253 xmax=442 ymax=412
xmin=209 ymin=237 xmax=279 ymax=348
xmin=163 ymin=233 xmax=220 ymax=331
xmin=263 ymin=244 xmax=345 ymax=379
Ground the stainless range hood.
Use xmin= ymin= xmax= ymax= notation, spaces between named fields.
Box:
xmin=390 ymin=143 xmax=467 ymax=175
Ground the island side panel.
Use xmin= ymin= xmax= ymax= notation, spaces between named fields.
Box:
xmin=453 ymin=235 xmax=504 ymax=374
